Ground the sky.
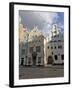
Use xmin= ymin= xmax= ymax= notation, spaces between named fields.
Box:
xmin=19 ymin=10 xmax=64 ymax=37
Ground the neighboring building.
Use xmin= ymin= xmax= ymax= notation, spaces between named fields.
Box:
xmin=45 ymin=24 xmax=64 ymax=66
xmin=19 ymin=25 xmax=45 ymax=66
xmin=19 ymin=23 xmax=29 ymax=65
xmin=19 ymin=23 xmax=64 ymax=66
xmin=27 ymin=27 xmax=45 ymax=66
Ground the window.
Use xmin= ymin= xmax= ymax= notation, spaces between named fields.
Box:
xmin=58 ymin=40 xmax=61 ymax=42
xmin=54 ymin=31 xmax=57 ymax=33
xmin=52 ymin=52 xmax=53 ymax=55
xmin=36 ymin=46 xmax=41 ymax=52
xmin=54 ymin=55 xmax=58 ymax=60
xmin=28 ymin=57 xmax=31 ymax=64
xmin=54 ymin=40 xmax=57 ymax=42
xmin=57 ymin=35 xmax=59 ymax=37
xmin=54 ymin=46 xmax=56 ymax=49
xmin=51 ymin=46 xmax=53 ymax=49
xmin=21 ymin=58 xmax=24 ymax=65
xmin=21 ymin=49 xmax=25 ymax=55
xmin=29 ymin=47 xmax=33 ymax=53
xmin=48 ymin=46 xmax=49 ymax=49
xmin=54 ymin=35 xmax=57 ymax=38
xmin=38 ymin=57 xmax=41 ymax=64
xmin=21 ymin=57 xmax=24 ymax=60
xmin=58 ymin=45 xmax=62 ymax=49
xmin=61 ymin=54 xmax=64 ymax=60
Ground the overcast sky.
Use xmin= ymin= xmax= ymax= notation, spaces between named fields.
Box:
xmin=19 ymin=10 xmax=64 ymax=37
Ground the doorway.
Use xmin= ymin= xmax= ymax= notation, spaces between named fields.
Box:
xmin=32 ymin=52 xmax=37 ymax=66
xmin=21 ymin=58 xmax=24 ymax=65
xmin=47 ymin=56 xmax=53 ymax=64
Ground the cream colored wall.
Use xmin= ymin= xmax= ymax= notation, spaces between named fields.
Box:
xmin=27 ymin=39 xmax=44 ymax=65
xmin=45 ymin=33 xmax=64 ymax=65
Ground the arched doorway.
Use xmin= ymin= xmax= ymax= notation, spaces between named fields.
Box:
xmin=32 ymin=52 xmax=37 ymax=66
xmin=47 ymin=56 xmax=53 ymax=64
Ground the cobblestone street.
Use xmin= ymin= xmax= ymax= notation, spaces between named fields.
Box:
xmin=19 ymin=65 xmax=64 ymax=79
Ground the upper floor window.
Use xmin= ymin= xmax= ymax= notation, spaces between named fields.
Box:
xmin=28 ymin=57 xmax=31 ymax=64
xmin=51 ymin=46 xmax=53 ymax=49
xmin=58 ymin=45 xmax=62 ymax=49
xmin=54 ymin=40 xmax=57 ymax=42
xmin=21 ymin=49 xmax=25 ymax=55
xmin=36 ymin=46 xmax=41 ymax=52
xmin=29 ymin=47 xmax=33 ymax=53
xmin=48 ymin=46 xmax=49 ymax=49
xmin=52 ymin=52 xmax=53 ymax=55
xmin=54 ymin=46 xmax=56 ymax=49
xmin=58 ymin=40 xmax=61 ymax=42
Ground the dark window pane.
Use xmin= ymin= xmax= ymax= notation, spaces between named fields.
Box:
xmin=51 ymin=46 xmax=53 ymax=49
xmin=28 ymin=57 xmax=31 ymax=64
xmin=54 ymin=40 xmax=57 ymax=42
xmin=29 ymin=47 xmax=33 ymax=53
xmin=58 ymin=40 xmax=61 ymax=42
xmin=38 ymin=57 xmax=41 ymax=64
xmin=21 ymin=58 xmax=24 ymax=65
xmin=48 ymin=46 xmax=49 ymax=49
xmin=58 ymin=45 xmax=62 ymax=49
xmin=61 ymin=54 xmax=64 ymax=60
xmin=55 ymin=46 xmax=56 ymax=49
xmin=36 ymin=46 xmax=41 ymax=52
xmin=54 ymin=55 xmax=58 ymax=60
xmin=21 ymin=49 xmax=25 ymax=55
xmin=52 ymin=52 xmax=53 ymax=55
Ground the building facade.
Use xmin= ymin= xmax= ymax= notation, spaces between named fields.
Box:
xmin=19 ymin=25 xmax=45 ymax=66
xmin=45 ymin=24 xmax=64 ymax=66
xmin=19 ymin=23 xmax=64 ymax=66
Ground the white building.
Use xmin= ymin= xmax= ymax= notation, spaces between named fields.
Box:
xmin=45 ymin=24 xmax=64 ymax=66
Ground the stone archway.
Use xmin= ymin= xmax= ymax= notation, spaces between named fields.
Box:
xmin=47 ymin=56 xmax=53 ymax=64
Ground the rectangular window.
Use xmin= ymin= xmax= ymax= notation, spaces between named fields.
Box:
xmin=28 ymin=57 xmax=31 ymax=64
xmin=36 ymin=46 xmax=41 ymax=52
xmin=54 ymin=46 xmax=56 ymax=49
xmin=58 ymin=40 xmax=61 ymax=42
xmin=54 ymin=40 xmax=57 ymax=42
xmin=29 ymin=47 xmax=33 ymax=53
xmin=58 ymin=45 xmax=62 ymax=49
xmin=48 ymin=46 xmax=49 ymax=49
xmin=21 ymin=49 xmax=25 ymax=55
xmin=38 ymin=57 xmax=41 ymax=64
xmin=51 ymin=46 xmax=53 ymax=49
xmin=61 ymin=54 xmax=64 ymax=60
xmin=54 ymin=55 xmax=58 ymax=60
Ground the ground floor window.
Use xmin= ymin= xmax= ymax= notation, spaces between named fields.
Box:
xmin=38 ymin=57 xmax=41 ymax=64
xmin=36 ymin=46 xmax=41 ymax=52
xmin=21 ymin=58 xmax=24 ymax=65
xmin=54 ymin=55 xmax=58 ymax=60
xmin=28 ymin=57 xmax=31 ymax=65
xmin=47 ymin=56 xmax=53 ymax=64
xmin=61 ymin=54 xmax=64 ymax=60
xmin=29 ymin=47 xmax=33 ymax=53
